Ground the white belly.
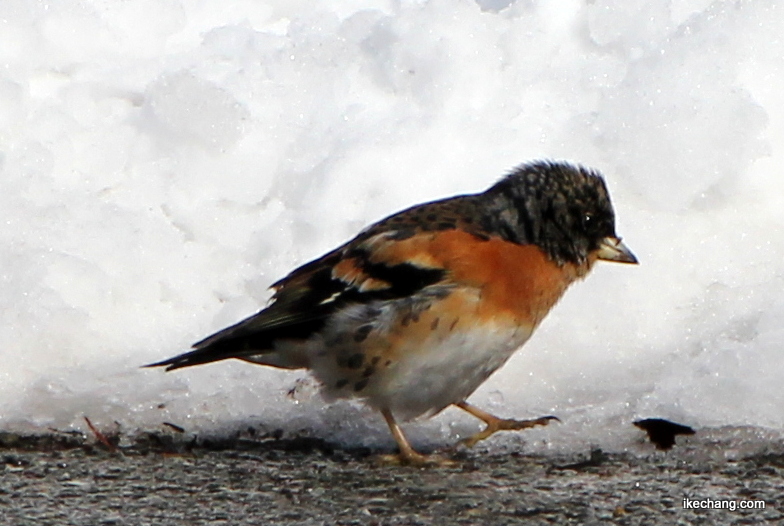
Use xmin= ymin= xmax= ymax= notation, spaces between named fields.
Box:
xmin=244 ymin=296 xmax=535 ymax=421
xmin=363 ymin=323 xmax=533 ymax=421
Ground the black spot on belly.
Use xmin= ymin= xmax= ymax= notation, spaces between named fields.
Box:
xmin=431 ymin=317 xmax=440 ymax=330
xmin=371 ymin=356 xmax=380 ymax=366
xmin=347 ymin=353 xmax=364 ymax=369
xmin=354 ymin=324 xmax=373 ymax=343
xmin=335 ymin=379 xmax=349 ymax=389
xmin=362 ymin=366 xmax=375 ymax=378
xmin=354 ymin=378 xmax=369 ymax=392
xmin=337 ymin=353 xmax=365 ymax=370
xmin=449 ymin=318 xmax=459 ymax=331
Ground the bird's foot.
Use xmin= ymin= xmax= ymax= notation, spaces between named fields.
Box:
xmin=461 ymin=415 xmax=559 ymax=448
xmin=378 ymin=408 xmax=459 ymax=467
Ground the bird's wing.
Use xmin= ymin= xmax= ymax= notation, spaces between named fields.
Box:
xmin=145 ymin=197 xmax=484 ymax=371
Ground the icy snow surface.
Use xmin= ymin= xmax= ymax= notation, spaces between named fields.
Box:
xmin=1 ymin=0 xmax=783 ymax=454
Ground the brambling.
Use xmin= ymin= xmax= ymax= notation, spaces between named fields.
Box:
xmin=148 ymin=161 xmax=636 ymax=465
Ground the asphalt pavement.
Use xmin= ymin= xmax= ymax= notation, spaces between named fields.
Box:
xmin=0 ymin=430 xmax=781 ymax=525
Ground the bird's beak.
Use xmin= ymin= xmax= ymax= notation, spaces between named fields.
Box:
xmin=596 ymin=236 xmax=638 ymax=264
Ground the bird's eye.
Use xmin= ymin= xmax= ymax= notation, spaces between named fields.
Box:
xmin=581 ymin=212 xmax=595 ymax=231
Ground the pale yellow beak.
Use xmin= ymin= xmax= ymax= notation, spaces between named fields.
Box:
xmin=596 ymin=236 xmax=638 ymax=264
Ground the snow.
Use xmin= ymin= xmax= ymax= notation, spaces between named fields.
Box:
xmin=2 ymin=0 xmax=783 ymax=454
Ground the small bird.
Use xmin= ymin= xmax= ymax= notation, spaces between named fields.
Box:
xmin=147 ymin=161 xmax=637 ymax=465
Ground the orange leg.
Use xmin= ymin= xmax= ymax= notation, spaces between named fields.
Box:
xmin=454 ymin=401 xmax=559 ymax=448
xmin=379 ymin=409 xmax=455 ymax=467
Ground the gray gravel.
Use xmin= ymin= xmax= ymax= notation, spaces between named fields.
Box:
xmin=0 ymin=431 xmax=781 ymax=526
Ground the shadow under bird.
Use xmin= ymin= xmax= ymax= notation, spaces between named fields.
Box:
xmin=147 ymin=160 xmax=637 ymax=465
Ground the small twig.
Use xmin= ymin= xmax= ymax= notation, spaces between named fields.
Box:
xmin=162 ymin=422 xmax=185 ymax=433
xmin=84 ymin=416 xmax=118 ymax=452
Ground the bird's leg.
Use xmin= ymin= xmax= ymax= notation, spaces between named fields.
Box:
xmin=377 ymin=408 xmax=455 ymax=467
xmin=454 ymin=401 xmax=559 ymax=448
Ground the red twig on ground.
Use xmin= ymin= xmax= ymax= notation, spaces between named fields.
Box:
xmin=83 ymin=416 xmax=118 ymax=452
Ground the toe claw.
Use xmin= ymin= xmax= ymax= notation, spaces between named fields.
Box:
xmin=459 ymin=413 xmax=560 ymax=448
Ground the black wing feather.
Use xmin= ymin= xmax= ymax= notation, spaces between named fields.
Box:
xmin=145 ymin=241 xmax=446 ymax=371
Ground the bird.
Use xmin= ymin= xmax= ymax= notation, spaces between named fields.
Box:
xmin=146 ymin=160 xmax=637 ymax=465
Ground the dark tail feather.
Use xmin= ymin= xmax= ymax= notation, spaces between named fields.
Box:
xmin=143 ymin=347 xmax=230 ymax=371
xmin=144 ymin=310 xmax=281 ymax=371
xmin=143 ymin=331 xmax=275 ymax=371
xmin=145 ymin=302 xmax=329 ymax=372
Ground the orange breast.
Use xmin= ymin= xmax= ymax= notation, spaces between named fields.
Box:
xmin=371 ymin=230 xmax=593 ymax=327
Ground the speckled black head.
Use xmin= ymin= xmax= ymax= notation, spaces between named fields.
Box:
xmin=478 ymin=161 xmax=625 ymax=265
